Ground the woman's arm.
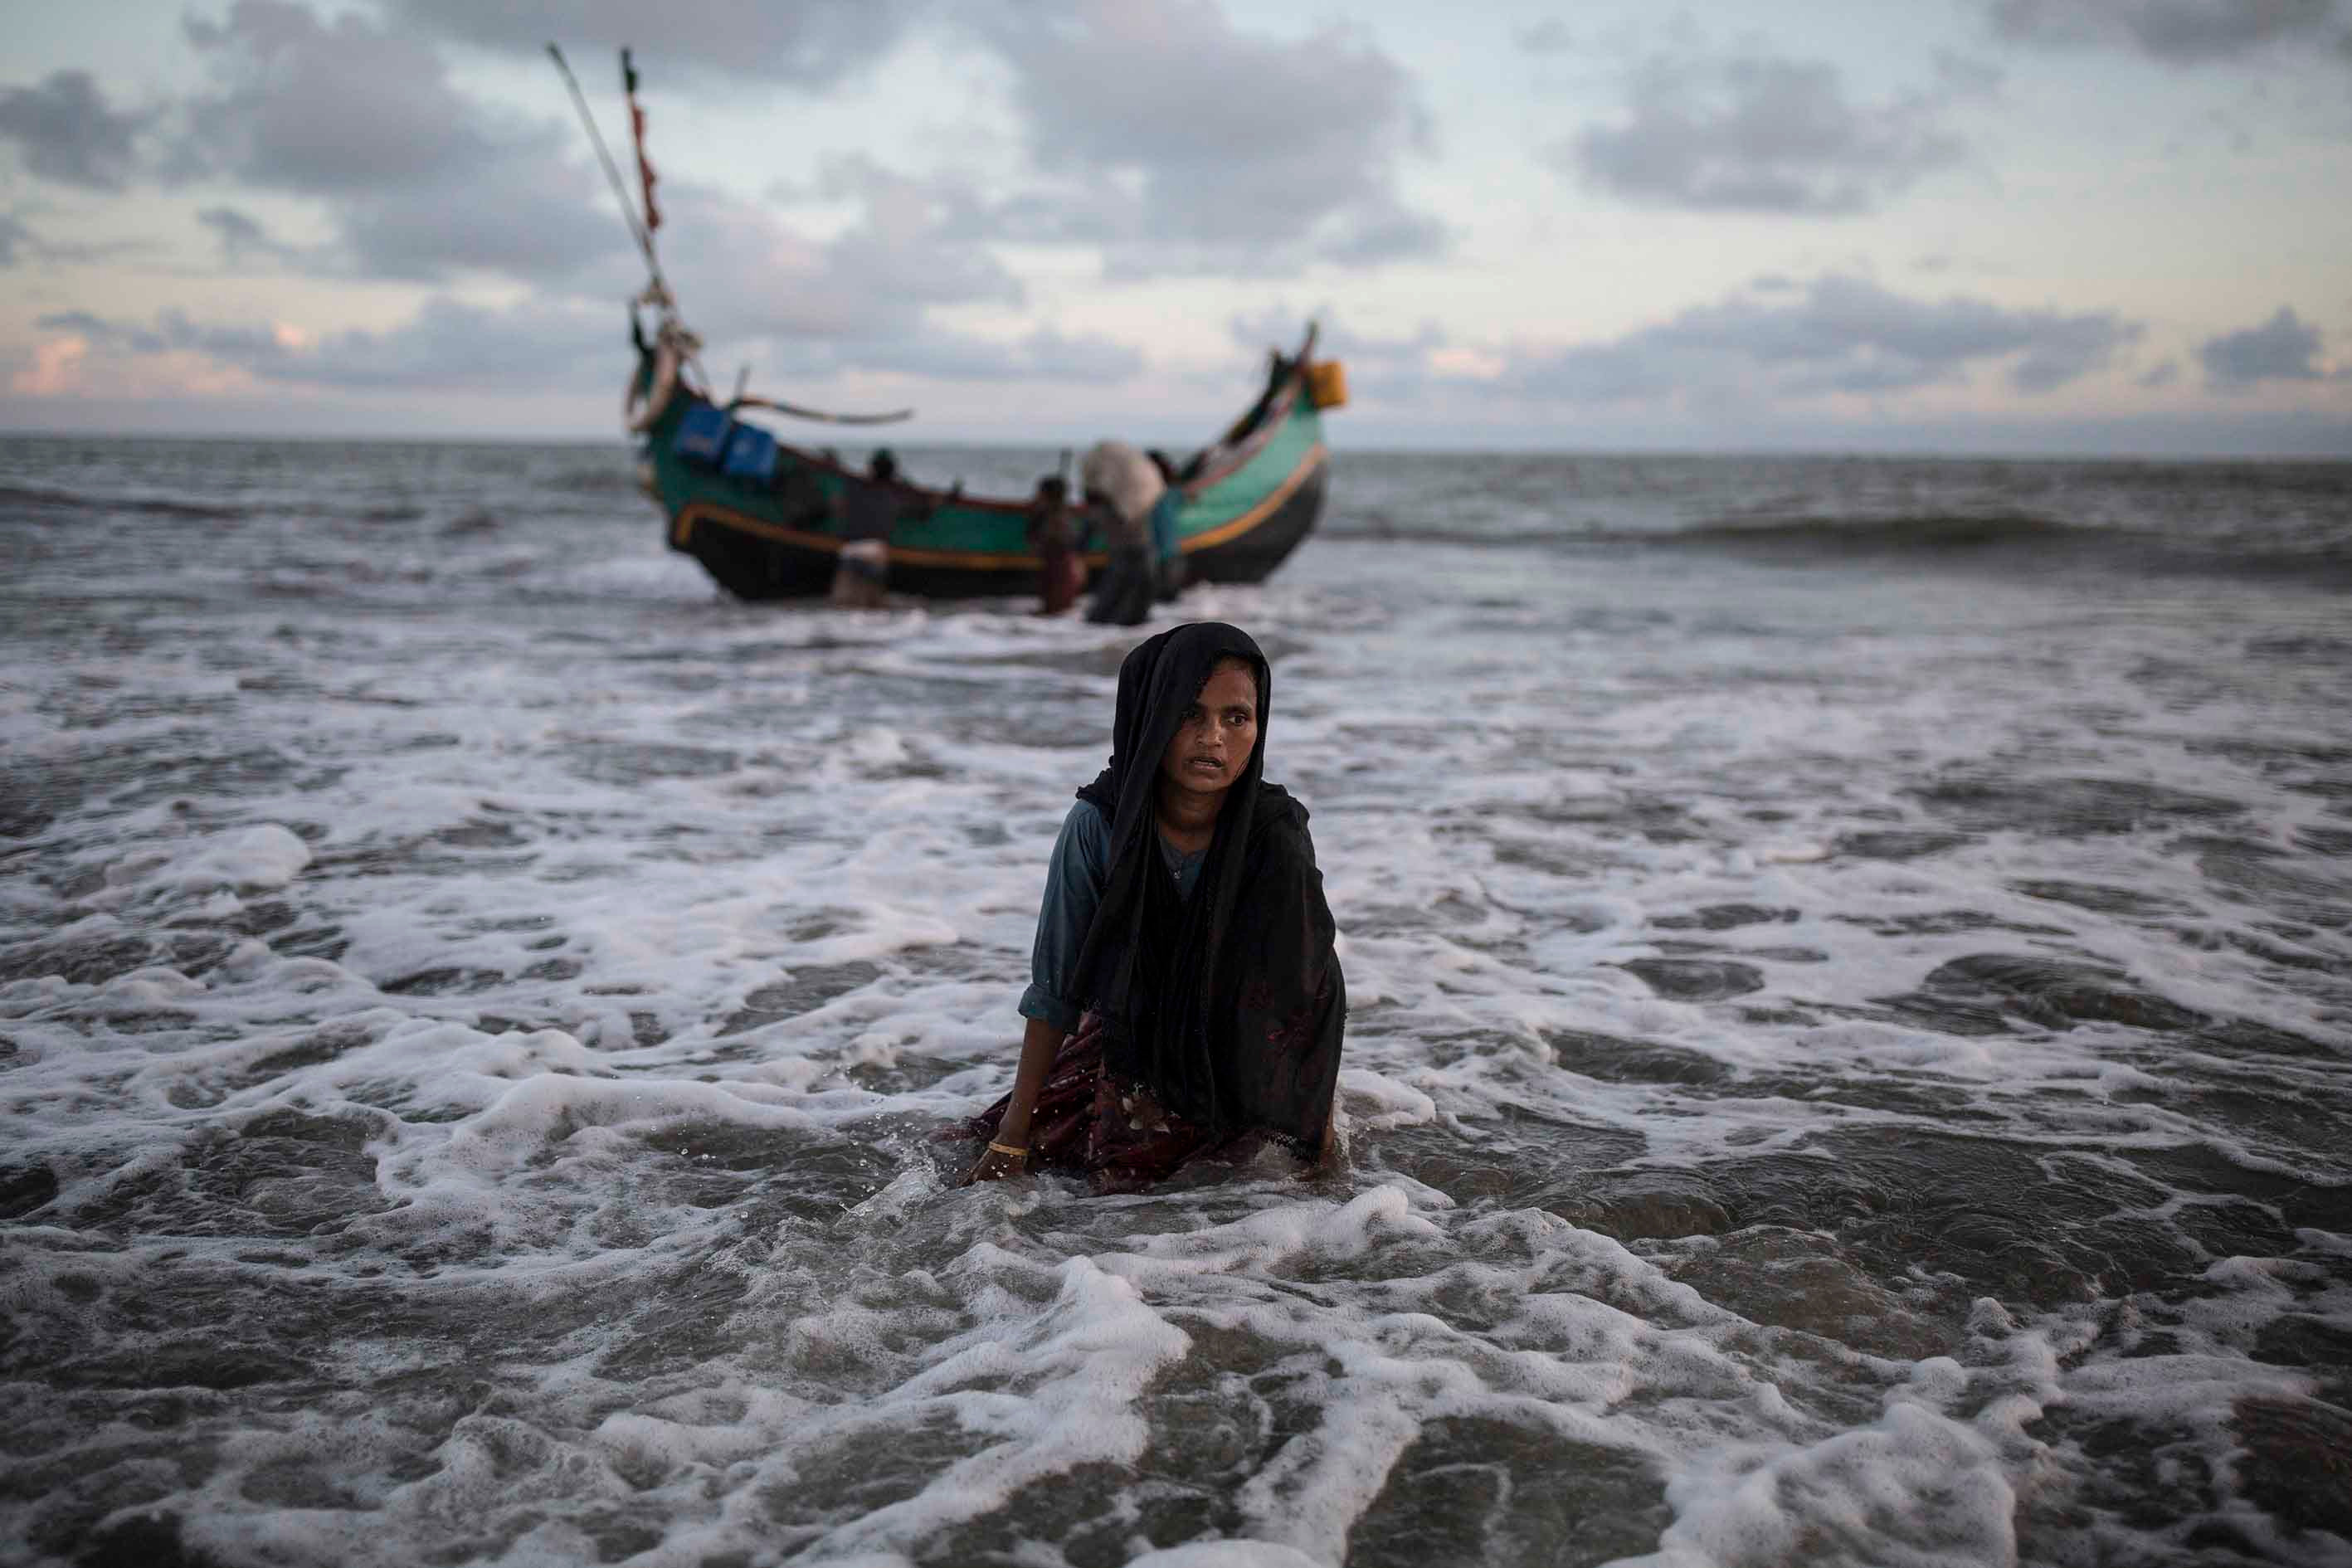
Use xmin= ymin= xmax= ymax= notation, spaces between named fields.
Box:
xmin=966 ymin=801 xmax=1107 ymax=1183
xmin=1314 ymin=1100 xmax=1339 ymax=1171
xmin=965 ymin=1015 xmax=1065 ymax=1183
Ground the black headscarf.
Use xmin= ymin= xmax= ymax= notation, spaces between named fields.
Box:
xmin=1070 ymin=622 xmax=1346 ymax=1155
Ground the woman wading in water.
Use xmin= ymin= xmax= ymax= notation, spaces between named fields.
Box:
xmin=962 ymin=622 xmax=1346 ymax=1191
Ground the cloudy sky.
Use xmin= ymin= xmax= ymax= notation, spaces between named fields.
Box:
xmin=4 ymin=0 xmax=2350 ymax=453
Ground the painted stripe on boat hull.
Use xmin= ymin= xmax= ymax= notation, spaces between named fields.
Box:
xmin=670 ymin=440 xmax=1327 ymax=575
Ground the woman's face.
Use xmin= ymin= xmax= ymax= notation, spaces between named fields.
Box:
xmin=1159 ymin=659 xmax=1259 ymax=798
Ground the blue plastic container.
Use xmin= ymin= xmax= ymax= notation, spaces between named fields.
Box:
xmin=721 ymin=424 xmax=779 ymax=485
xmin=672 ymin=405 xmax=731 ymax=465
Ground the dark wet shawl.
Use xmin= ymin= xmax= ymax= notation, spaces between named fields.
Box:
xmin=1070 ymin=623 xmax=1346 ymax=1156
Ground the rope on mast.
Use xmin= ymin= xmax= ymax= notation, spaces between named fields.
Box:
xmin=546 ymin=42 xmax=665 ymax=295
xmin=547 ymin=46 xmax=913 ymax=428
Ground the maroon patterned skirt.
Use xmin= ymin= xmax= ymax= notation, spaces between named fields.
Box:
xmin=955 ymin=1011 xmax=1220 ymax=1193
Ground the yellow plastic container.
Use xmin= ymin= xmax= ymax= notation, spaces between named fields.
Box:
xmin=1305 ymin=358 xmax=1348 ymax=411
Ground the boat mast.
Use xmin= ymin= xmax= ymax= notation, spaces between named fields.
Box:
xmin=546 ymin=43 xmax=668 ymax=302
xmin=548 ymin=46 xmax=914 ymax=427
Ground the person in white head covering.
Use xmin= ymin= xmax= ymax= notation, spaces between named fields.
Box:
xmin=1080 ymin=441 xmax=1163 ymax=626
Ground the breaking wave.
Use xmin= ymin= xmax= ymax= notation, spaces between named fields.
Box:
xmin=0 ymin=481 xmax=250 ymax=522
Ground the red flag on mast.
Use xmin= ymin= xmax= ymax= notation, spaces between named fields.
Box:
xmin=621 ymin=49 xmax=660 ymax=235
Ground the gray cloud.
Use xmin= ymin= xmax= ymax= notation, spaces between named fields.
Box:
xmin=0 ymin=69 xmax=151 ymax=190
xmin=37 ymin=306 xmax=294 ymax=365
xmin=858 ymin=326 xmax=1143 ymax=384
xmin=159 ymin=2 xmax=1025 ymax=307
xmin=971 ymin=0 xmax=1448 ymax=276
xmin=40 ymin=297 xmax=616 ymax=392
xmin=27 ymin=0 xmax=1441 ymax=298
xmin=1316 ymin=207 xmax=1454 ymax=269
xmin=1983 ymin=0 xmax=2343 ymax=63
xmin=658 ymin=168 xmax=1024 ymax=351
xmin=0 ymin=209 xmax=152 ymax=270
xmin=170 ymin=2 xmax=627 ymax=285
xmin=196 ymin=205 xmax=309 ymax=268
xmin=996 ymin=328 xmax=1144 ymax=383
xmin=1219 ymin=289 xmax=2149 ymax=411
xmin=2198 ymin=306 xmax=2325 ymax=386
xmin=339 ymin=166 xmax=623 ymax=284
xmin=197 ymin=206 xmax=267 ymax=252
xmin=390 ymin=0 xmax=925 ymax=88
xmin=179 ymin=1 xmax=490 ymax=192
xmin=295 ymin=299 xmax=619 ymax=390
xmin=35 ymin=155 xmax=1074 ymax=397
xmin=806 ymin=159 xmax=1024 ymax=314
xmin=1516 ymin=20 xmax=1576 ymax=54
xmin=395 ymin=0 xmax=1447 ymax=277
xmin=37 ymin=290 xmax=1140 ymax=397
xmin=34 ymin=309 xmax=119 ymax=337
xmin=1224 ymin=306 xmax=1445 ymax=400
xmin=1558 ymin=48 xmax=1995 ymax=216
xmin=1502 ymin=275 xmax=2141 ymax=402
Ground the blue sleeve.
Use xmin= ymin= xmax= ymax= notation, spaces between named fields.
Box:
xmin=1019 ymin=800 xmax=1112 ymax=1031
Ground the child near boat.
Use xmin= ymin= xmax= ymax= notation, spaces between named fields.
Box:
xmin=1025 ymin=475 xmax=1087 ymax=616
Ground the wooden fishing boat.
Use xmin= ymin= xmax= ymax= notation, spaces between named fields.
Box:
xmin=550 ymin=45 xmax=1342 ymax=602
xmin=626 ymin=325 xmax=1341 ymax=602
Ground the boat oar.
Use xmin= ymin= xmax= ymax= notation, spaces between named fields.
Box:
xmin=731 ymin=394 xmax=914 ymax=426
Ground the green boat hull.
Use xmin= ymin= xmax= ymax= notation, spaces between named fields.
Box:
xmin=637 ymin=368 xmax=1331 ymax=603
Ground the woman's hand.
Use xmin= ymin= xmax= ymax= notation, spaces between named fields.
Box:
xmin=961 ymin=1017 xmax=1065 ymax=1186
xmin=963 ymin=1142 xmax=1029 ymax=1185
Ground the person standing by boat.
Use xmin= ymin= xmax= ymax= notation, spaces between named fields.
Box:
xmin=830 ymin=449 xmax=904 ymax=609
xmin=958 ymin=622 xmax=1346 ymax=1191
xmin=1025 ymin=475 xmax=1085 ymax=616
xmin=1145 ymin=450 xmax=1186 ymax=602
xmin=1081 ymin=441 xmax=1160 ymax=626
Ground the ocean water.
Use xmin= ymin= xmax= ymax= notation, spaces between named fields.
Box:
xmin=2 ymin=436 xmax=2349 ymax=1568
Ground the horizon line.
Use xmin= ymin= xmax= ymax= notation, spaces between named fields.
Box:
xmin=3 ymin=425 xmax=2350 ymax=465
